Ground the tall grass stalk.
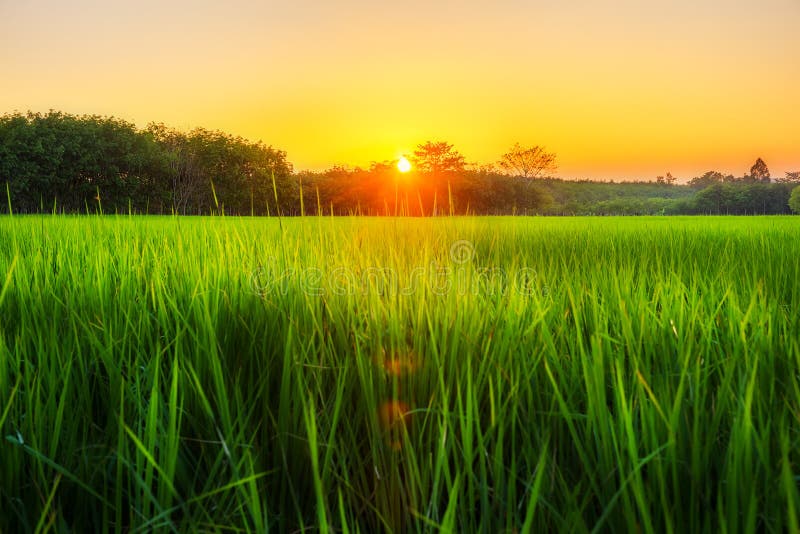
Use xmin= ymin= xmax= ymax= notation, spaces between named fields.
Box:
xmin=0 ymin=215 xmax=798 ymax=532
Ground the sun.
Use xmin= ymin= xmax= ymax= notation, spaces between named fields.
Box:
xmin=397 ymin=156 xmax=412 ymax=173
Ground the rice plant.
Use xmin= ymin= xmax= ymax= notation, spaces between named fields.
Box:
xmin=0 ymin=215 xmax=798 ymax=532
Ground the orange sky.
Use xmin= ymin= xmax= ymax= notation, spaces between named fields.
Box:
xmin=1 ymin=0 xmax=798 ymax=181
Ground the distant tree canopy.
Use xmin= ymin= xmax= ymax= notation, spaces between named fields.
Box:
xmin=297 ymin=163 xmax=552 ymax=216
xmin=293 ymin=140 xmax=554 ymax=216
xmin=0 ymin=111 xmax=295 ymax=214
xmin=146 ymin=123 xmax=295 ymax=215
xmin=687 ymin=161 xmax=778 ymax=189
xmin=689 ymin=182 xmax=795 ymax=215
xmin=777 ymin=171 xmax=800 ymax=183
xmin=749 ymin=157 xmax=770 ymax=182
xmin=0 ymin=111 xmax=169 ymax=213
xmin=655 ymin=172 xmax=677 ymax=185
xmin=411 ymin=141 xmax=466 ymax=175
xmin=673 ymin=162 xmax=797 ymax=215
xmin=1 ymin=111 xmax=797 ymax=216
xmin=498 ymin=143 xmax=557 ymax=179
xmin=790 ymin=186 xmax=800 ymax=214
xmin=688 ymin=171 xmax=731 ymax=189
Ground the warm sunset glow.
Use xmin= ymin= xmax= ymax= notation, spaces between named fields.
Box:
xmin=1 ymin=0 xmax=797 ymax=179
xmin=397 ymin=156 xmax=412 ymax=173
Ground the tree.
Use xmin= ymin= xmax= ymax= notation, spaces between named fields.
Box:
xmin=749 ymin=158 xmax=770 ymax=182
xmin=0 ymin=111 xmax=170 ymax=213
xmin=656 ymin=172 xmax=677 ymax=185
xmin=688 ymin=171 xmax=727 ymax=189
xmin=147 ymin=124 xmax=295 ymax=215
xmin=790 ymin=185 xmax=800 ymax=214
xmin=147 ymin=123 xmax=203 ymax=213
xmin=498 ymin=143 xmax=557 ymax=179
xmin=776 ymin=171 xmax=800 ymax=183
xmin=1 ymin=111 xmax=297 ymax=216
xmin=411 ymin=141 xmax=466 ymax=175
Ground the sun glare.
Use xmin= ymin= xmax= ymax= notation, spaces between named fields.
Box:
xmin=397 ymin=156 xmax=412 ymax=173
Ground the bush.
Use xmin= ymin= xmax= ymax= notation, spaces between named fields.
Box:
xmin=790 ymin=185 xmax=800 ymax=214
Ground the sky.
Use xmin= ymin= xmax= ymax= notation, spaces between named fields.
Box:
xmin=1 ymin=0 xmax=798 ymax=181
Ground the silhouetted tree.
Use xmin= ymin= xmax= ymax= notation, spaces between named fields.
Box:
xmin=750 ymin=158 xmax=770 ymax=182
xmin=777 ymin=171 xmax=800 ymax=183
xmin=656 ymin=172 xmax=677 ymax=185
xmin=412 ymin=141 xmax=466 ymax=175
xmin=498 ymin=143 xmax=557 ymax=178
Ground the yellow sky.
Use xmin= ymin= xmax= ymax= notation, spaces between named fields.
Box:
xmin=1 ymin=0 xmax=798 ymax=180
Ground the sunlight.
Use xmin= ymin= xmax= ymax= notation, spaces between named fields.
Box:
xmin=397 ymin=156 xmax=412 ymax=173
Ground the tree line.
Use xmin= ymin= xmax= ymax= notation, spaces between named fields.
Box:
xmin=0 ymin=111 xmax=294 ymax=215
xmin=1 ymin=111 xmax=798 ymax=216
xmin=296 ymin=141 xmax=556 ymax=216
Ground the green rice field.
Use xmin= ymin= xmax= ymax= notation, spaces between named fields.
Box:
xmin=1 ymin=215 xmax=799 ymax=532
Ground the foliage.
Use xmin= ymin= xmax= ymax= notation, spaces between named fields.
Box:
xmin=0 ymin=110 xmax=795 ymax=217
xmin=0 ymin=111 xmax=170 ymax=213
xmin=146 ymin=123 xmax=296 ymax=215
xmin=498 ymin=143 xmax=557 ymax=178
xmin=776 ymin=171 xmax=800 ymax=184
xmin=790 ymin=185 xmax=800 ymax=214
xmin=0 ymin=111 xmax=296 ymax=215
xmin=688 ymin=171 xmax=731 ymax=189
xmin=411 ymin=141 xmax=466 ymax=175
xmin=535 ymin=178 xmax=694 ymax=215
xmin=690 ymin=183 xmax=794 ymax=215
xmin=655 ymin=172 xmax=677 ymax=185
xmin=749 ymin=157 xmax=771 ymax=182
xmin=298 ymin=166 xmax=552 ymax=216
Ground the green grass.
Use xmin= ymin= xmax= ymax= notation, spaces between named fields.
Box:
xmin=0 ymin=215 xmax=799 ymax=532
